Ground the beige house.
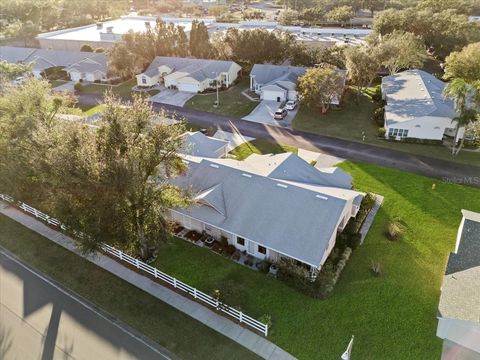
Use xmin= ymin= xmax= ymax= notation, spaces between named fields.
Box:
xmin=136 ymin=56 xmax=241 ymax=93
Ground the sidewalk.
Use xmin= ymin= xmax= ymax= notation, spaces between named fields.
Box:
xmin=0 ymin=202 xmax=296 ymax=360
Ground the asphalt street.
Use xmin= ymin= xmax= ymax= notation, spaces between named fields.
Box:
xmin=79 ymin=93 xmax=480 ymax=187
xmin=0 ymin=249 xmax=175 ymax=360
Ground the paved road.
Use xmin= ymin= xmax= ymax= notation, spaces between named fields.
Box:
xmin=79 ymin=94 xmax=480 ymax=186
xmin=0 ymin=249 xmax=175 ymax=360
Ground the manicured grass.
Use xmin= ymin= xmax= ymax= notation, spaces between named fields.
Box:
xmin=292 ymin=87 xmax=480 ymax=166
xmin=77 ymin=103 xmax=106 ymax=116
xmin=152 ymin=162 xmax=480 ymax=359
xmin=0 ymin=214 xmax=260 ymax=360
xmin=50 ymin=80 xmax=69 ymax=88
xmin=79 ymin=79 xmax=137 ymax=98
xmin=185 ymin=78 xmax=258 ymax=118
xmin=229 ymin=139 xmax=298 ymax=160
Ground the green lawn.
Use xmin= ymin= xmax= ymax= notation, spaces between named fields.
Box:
xmin=0 ymin=214 xmax=260 ymax=360
xmin=78 ymin=79 xmax=137 ymax=98
xmin=292 ymin=87 xmax=480 ymax=166
xmin=77 ymin=103 xmax=106 ymax=116
xmin=151 ymin=162 xmax=480 ymax=359
xmin=185 ymin=78 xmax=258 ymax=118
xmin=50 ymin=80 xmax=69 ymax=88
xmin=229 ymin=139 xmax=298 ymax=160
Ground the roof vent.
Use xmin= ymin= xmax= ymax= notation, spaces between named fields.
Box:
xmin=315 ymin=194 xmax=328 ymax=200
xmin=145 ymin=21 xmax=151 ymax=28
xmin=241 ymin=173 xmax=252 ymax=178
xmin=96 ymin=22 xmax=103 ymax=29
xmin=209 ymin=164 xmax=219 ymax=168
xmin=276 ymin=183 xmax=288 ymax=189
xmin=106 ymin=26 xmax=114 ymax=33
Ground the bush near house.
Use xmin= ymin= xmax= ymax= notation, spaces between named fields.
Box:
xmin=373 ymin=107 xmax=385 ymax=126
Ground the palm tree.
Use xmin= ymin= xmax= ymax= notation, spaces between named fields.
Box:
xmin=443 ymin=78 xmax=478 ymax=155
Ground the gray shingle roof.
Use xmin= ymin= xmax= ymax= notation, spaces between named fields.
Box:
xmin=180 ymin=131 xmax=228 ymax=158
xmin=438 ymin=210 xmax=480 ymax=322
xmin=143 ymin=56 xmax=239 ymax=81
xmin=0 ymin=46 xmax=36 ymax=63
xmin=382 ymin=69 xmax=457 ymax=125
xmin=172 ymin=154 xmax=362 ymax=267
xmin=0 ymin=46 xmax=107 ymax=73
xmin=250 ymin=64 xmax=307 ymax=85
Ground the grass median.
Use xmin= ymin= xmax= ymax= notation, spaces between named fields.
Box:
xmin=0 ymin=214 xmax=261 ymax=360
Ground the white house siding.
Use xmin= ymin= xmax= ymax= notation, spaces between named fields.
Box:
xmin=287 ymin=90 xmax=298 ymax=101
xmin=136 ymin=73 xmax=159 ymax=87
xmin=226 ymin=64 xmax=241 ymax=86
xmin=385 ymin=116 xmax=457 ymax=141
xmin=437 ymin=318 xmax=480 ymax=358
xmin=69 ymin=70 xmax=82 ymax=82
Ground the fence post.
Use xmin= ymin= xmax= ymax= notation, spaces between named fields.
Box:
xmin=119 ymin=252 xmax=123 ymax=261
xmin=173 ymin=278 xmax=177 ymax=288
xmin=135 ymin=259 xmax=139 ymax=268
xmin=264 ymin=326 xmax=268 ymax=337
xmin=239 ymin=311 xmax=243 ymax=323
xmin=193 ymin=288 xmax=197 ymax=299
xmin=154 ymin=268 xmax=158 ymax=278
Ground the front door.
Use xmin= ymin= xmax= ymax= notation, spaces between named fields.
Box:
xmin=247 ymin=240 xmax=255 ymax=255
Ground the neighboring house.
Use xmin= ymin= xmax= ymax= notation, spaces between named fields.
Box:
xmin=437 ymin=210 xmax=480 ymax=360
xmin=65 ymin=57 xmax=109 ymax=82
xmin=0 ymin=46 xmax=109 ymax=82
xmin=168 ymin=152 xmax=364 ymax=277
xmin=381 ymin=69 xmax=463 ymax=142
xmin=180 ymin=131 xmax=229 ymax=158
xmin=249 ymin=64 xmax=307 ymax=102
xmin=136 ymin=56 xmax=242 ymax=93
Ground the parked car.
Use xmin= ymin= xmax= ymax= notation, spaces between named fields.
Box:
xmin=285 ymin=100 xmax=297 ymax=111
xmin=274 ymin=108 xmax=288 ymax=120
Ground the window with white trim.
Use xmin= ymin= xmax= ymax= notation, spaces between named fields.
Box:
xmin=258 ymin=245 xmax=267 ymax=255
xmin=388 ymin=128 xmax=409 ymax=138
xmin=237 ymin=237 xmax=245 ymax=246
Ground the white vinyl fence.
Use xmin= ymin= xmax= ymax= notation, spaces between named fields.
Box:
xmin=0 ymin=193 xmax=269 ymax=336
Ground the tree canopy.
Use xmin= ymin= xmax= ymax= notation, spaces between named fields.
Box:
xmin=297 ymin=66 xmax=344 ymax=114
xmin=444 ymin=42 xmax=480 ymax=83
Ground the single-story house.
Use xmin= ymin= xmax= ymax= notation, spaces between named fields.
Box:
xmin=180 ymin=131 xmax=229 ymax=158
xmin=168 ymin=152 xmax=364 ymax=277
xmin=136 ymin=56 xmax=242 ymax=93
xmin=65 ymin=57 xmax=109 ymax=82
xmin=436 ymin=209 xmax=480 ymax=359
xmin=381 ymin=69 xmax=464 ymax=142
xmin=0 ymin=46 xmax=109 ymax=82
xmin=249 ymin=64 xmax=307 ymax=102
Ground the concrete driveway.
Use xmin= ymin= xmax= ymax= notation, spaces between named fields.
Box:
xmin=242 ymin=101 xmax=298 ymax=127
xmin=150 ymin=89 xmax=195 ymax=107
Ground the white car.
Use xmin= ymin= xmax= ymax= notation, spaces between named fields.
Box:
xmin=285 ymin=100 xmax=297 ymax=111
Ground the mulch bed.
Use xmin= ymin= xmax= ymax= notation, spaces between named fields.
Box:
xmin=185 ymin=230 xmax=202 ymax=242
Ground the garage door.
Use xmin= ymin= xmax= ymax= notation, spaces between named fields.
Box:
xmin=69 ymin=72 xmax=82 ymax=82
xmin=85 ymin=73 xmax=96 ymax=82
xmin=178 ymin=83 xmax=199 ymax=93
xmin=263 ymin=90 xmax=286 ymax=102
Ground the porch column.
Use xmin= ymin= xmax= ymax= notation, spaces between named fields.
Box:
xmin=250 ymin=75 xmax=254 ymax=90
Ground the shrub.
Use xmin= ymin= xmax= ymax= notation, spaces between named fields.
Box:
xmin=371 ymin=86 xmax=383 ymax=102
xmin=370 ymin=261 xmax=382 ymax=277
xmin=378 ymin=127 xmax=386 ymax=137
xmin=74 ymin=82 xmax=83 ymax=92
xmin=385 ymin=217 xmax=406 ymax=241
xmin=258 ymin=314 xmax=272 ymax=329
xmin=80 ymin=44 xmax=94 ymax=52
xmin=256 ymin=260 xmax=272 ymax=273
xmin=373 ymin=107 xmax=385 ymax=126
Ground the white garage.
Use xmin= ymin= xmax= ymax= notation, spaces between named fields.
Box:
xmin=261 ymin=85 xmax=287 ymax=102
xmin=178 ymin=82 xmax=200 ymax=93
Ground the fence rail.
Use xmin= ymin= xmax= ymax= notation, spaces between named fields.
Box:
xmin=0 ymin=194 xmax=268 ymax=336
